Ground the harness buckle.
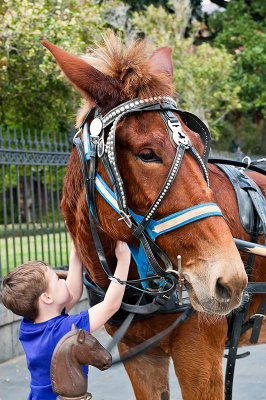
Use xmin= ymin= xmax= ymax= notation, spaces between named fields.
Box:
xmin=108 ymin=276 xmax=124 ymax=285
xmin=166 ymin=255 xmax=185 ymax=305
xmin=118 ymin=210 xmax=132 ymax=228
xmin=250 ymin=313 xmax=266 ymax=320
xmin=97 ymin=137 xmax=105 ymax=158
xmin=168 ymin=120 xmax=190 ymax=146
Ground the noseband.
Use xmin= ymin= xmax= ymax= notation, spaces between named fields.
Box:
xmin=74 ymin=96 xmax=224 ymax=295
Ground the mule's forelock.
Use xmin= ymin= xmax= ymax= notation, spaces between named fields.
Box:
xmin=82 ymin=34 xmax=173 ymax=101
xmin=41 ymin=34 xmax=174 ymax=127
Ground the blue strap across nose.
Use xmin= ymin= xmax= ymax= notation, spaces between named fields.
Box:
xmin=94 ymin=173 xmax=224 ymax=240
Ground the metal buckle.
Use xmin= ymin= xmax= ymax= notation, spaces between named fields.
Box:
xmin=108 ymin=276 xmax=123 ymax=285
xmin=251 ymin=313 xmax=266 ymax=320
xmin=166 ymin=255 xmax=185 ymax=305
xmin=97 ymin=137 xmax=105 ymax=158
xmin=118 ymin=210 xmax=132 ymax=228
xmin=168 ymin=120 xmax=190 ymax=146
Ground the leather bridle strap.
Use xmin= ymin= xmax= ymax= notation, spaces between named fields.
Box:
xmin=106 ymin=293 xmax=145 ymax=352
xmin=159 ymin=110 xmax=209 ymax=185
xmin=133 ymin=144 xmax=186 ymax=239
xmin=111 ymin=306 xmax=195 ymax=365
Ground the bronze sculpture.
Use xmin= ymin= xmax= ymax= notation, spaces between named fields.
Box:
xmin=51 ymin=324 xmax=112 ymax=399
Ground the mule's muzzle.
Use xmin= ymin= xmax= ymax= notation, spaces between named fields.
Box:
xmin=184 ymin=272 xmax=247 ymax=315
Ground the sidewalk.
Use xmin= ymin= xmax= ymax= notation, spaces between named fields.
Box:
xmin=0 ymin=326 xmax=265 ymax=400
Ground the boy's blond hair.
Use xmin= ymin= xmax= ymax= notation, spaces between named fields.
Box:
xmin=1 ymin=261 xmax=50 ymax=321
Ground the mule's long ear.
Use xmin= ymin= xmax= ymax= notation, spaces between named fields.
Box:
xmin=41 ymin=40 xmax=123 ymax=108
xmin=147 ymin=47 xmax=173 ymax=81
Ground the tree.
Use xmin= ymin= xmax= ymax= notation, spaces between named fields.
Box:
xmin=132 ymin=0 xmax=240 ymax=139
xmin=208 ymin=0 xmax=266 ymax=152
xmin=209 ymin=0 xmax=266 ymax=116
xmin=0 ymin=0 xmax=110 ymax=131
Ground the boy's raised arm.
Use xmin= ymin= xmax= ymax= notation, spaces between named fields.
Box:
xmin=88 ymin=241 xmax=131 ymax=333
xmin=65 ymin=241 xmax=84 ymax=313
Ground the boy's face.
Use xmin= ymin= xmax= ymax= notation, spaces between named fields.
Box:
xmin=45 ymin=267 xmax=72 ymax=309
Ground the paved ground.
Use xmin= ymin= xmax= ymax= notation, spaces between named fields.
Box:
xmin=0 ymin=326 xmax=265 ymax=400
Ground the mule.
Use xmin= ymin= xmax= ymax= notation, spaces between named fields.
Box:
xmin=42 ymin=35 xmax=265 ymax=400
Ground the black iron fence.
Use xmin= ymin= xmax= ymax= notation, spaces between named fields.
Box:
xmin=0 ymin=127 xmax=73 ymax=280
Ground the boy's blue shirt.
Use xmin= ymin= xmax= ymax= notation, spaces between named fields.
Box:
xmin=19 ymin=309 xmax=90 ymax=400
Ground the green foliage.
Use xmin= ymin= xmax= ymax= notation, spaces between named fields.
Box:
xmin=121 ymin=0 xmax=171 ymax=12
xmin=212 ymin=115 xmax=263 ymax=154
xmin=209 ymin=0 xmax=266 ymax=117
xmin=1 ymin=0 xmax=264 ymax=151
xmin=0 ymin=0 xmax=111 ymax=131
xmin=132 ymin=1 xmax=240 ymax=138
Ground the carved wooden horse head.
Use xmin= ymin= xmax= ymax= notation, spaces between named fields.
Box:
xmin=50 ymin=324 xmax=112 ymax=399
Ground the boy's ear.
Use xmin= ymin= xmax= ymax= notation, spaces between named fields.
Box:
xmin=40 ymin=292 xmax=53 ymax=305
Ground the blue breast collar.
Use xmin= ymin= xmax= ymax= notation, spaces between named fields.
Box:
xmin=82 ymin=124 xmax=224 ymax=288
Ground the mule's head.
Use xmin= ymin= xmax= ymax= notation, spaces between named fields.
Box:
xmin=42 ymin=34 xmax=247 ymax=315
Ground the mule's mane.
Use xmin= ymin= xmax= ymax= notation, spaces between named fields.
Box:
xmin=76 ymin=33 xmax=173 ymax=125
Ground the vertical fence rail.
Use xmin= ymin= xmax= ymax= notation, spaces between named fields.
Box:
xmin=0 ymin=127 xmax=72 ymax=279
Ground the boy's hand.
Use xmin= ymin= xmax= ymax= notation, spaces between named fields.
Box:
xmin=115 ymin=241 xmax=131 ymax=264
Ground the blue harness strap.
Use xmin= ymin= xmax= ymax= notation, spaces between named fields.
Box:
xmin=95 ymin=172 xmax=224 ymax=237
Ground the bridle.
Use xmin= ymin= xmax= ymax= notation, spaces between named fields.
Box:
xmin=73 ymin=95 xmax=224 ymax=297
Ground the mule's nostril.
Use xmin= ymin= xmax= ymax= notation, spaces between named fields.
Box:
xmin=215 ymin=278 xmax=231 ymax=302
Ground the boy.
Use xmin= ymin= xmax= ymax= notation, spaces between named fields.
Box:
xmin=1 ymin=240 xmax=131 ymax=400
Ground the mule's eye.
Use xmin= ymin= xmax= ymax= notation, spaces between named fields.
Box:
xmin=138 ymin=149 xmax=162 ymax=163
